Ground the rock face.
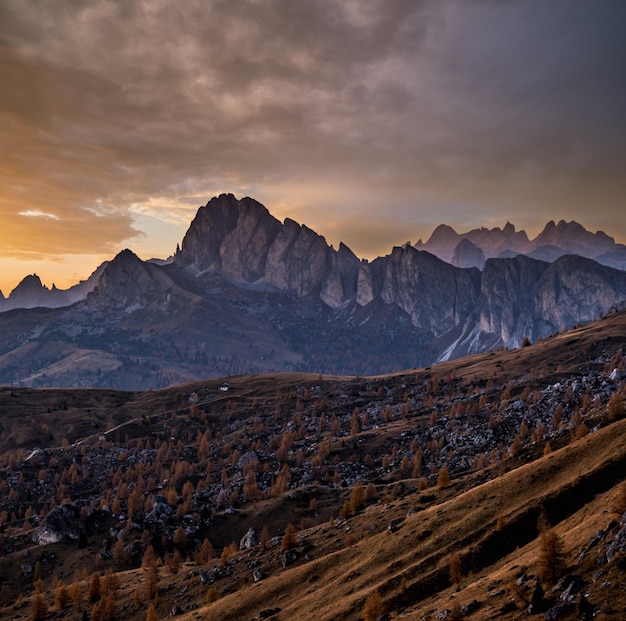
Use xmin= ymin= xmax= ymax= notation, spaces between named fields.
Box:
xmin=451 ymin=239 xmax=485 ymax=270
xmin=442 ymin=254 xmax=626 ymax=359
xmin=88 ymin=249 xmax=183 ymax=313
xmin=478 ymin=255 xmax=550 ymax=347
xmin=177 ymin=194 xmax=361 ymax=305
xmin=534 ymin=255 xmax=626 ymax=332
xmin=356 ymin=246 xmax=482 ymax=337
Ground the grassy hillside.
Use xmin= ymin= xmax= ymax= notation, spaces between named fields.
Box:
xmin=0 ymin=311 xmax=625 ymax=620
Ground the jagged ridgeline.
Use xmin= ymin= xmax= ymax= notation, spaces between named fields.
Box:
xmin=1 ymin=194 xmax=626 ymax=389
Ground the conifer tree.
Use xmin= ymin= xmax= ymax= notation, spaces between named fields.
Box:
xmin=538 ymin=527 xmax=566 ymax=584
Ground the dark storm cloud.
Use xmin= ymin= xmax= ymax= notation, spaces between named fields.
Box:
xmin=1 ymin=0 xmax=625 ymax=267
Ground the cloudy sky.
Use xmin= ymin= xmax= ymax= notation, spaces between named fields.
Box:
xmin=1 ymin=0 xmax=625 ymax=295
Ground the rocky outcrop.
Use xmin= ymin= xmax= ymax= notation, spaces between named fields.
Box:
xmin=264 ymin=219 xmax=331 ymax=297
xmin=478 ymin=255 xmax=550 ymax=346
xmin=357 ymin=246 xmax=482 ymax=337
xmin=88 ymin=249 xmax=186 ymax=313
xmin=33 ymin=504 xmax=81 ymax=544
xmin=240 ymin=527 xmax=259 ymax=549
xmin=533 ymin=255 xmax=626 ymax=334
xmin=177 ymin=194 xmax=361 ymax=305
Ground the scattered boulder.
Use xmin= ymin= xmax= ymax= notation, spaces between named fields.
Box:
xmin=240 ymin=527 xmax=259 ymax=549
xmin=145 ymin=495 xmax=174 ymax=528
xmin=282 ymin=549 xmax=298 ymax=568
xmin=545 ymin=601 xmax=574 ymax=620
xmin=527 ymin=580 xmax=549 ymax=614
xmin=238 ymin=451 xmax=260 ymax=471
xmin=461 ymin=599 xmax=481 ymax=615
xmin=20 ymin=563 xmax=33 ymax=577
xmin=33 ymin=504 xmax=80 ymax=544
xmin=606 ymin=525 xmax=626 ymax=563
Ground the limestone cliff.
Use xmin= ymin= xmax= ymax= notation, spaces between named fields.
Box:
xmin=177 ymin=194 xmax=361 ymax=304
xmin=176 ymin=195 xmax=626 ymax=360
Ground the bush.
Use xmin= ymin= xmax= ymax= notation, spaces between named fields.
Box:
xmin=206 ymin=587 xmax=219 ymax=604
xmin=448 ymin=551 xmax=462 ymax=585
xmin=362 ymin=591 xmax=384 ymax=621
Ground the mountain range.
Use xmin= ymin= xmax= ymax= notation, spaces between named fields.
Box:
xmin=414 ymin=219 xmax=626 ymax=270
xmin=1 ymin=193 xmax=626 ymax=389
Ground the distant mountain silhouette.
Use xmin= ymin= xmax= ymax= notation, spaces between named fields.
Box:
xmin=415 ymin=219 xmax=626 ymax=270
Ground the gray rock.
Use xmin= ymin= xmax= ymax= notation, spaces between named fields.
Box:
xmin=20 ymin=563 xmax=33 ymax=577
xmin=461 ymin=599 xmax=481 ymax=615
xmin=545 ymin=601 xmax=574 ymax=620
xmin=33 ymin=504 xmax=80 ymax=544
xmin=282 ymin=549 xmax=298 ymax=568
xmin=240 ymin=527 xmax=259 ymax=549
xmin=238 ymin=452 xmax=260 ymax=471
xmin=606 ymin=524 xmax=626 ymax=562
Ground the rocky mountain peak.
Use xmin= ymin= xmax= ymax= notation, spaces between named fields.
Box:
xmin=503 ymin=221 xmax=515 ymax=236
xmin=176 ymin=194 xmax=361 ymax=305
xmin=415 ymin=217 xmax=622 ymax=268
xmin=451 ymin=238 xmax=485 ymax=269
xmin=2 ymin=194 xmax=626 ymax=388
xmin=427 ymin=224 xmax=459 ymax=244
xmin=531 ymin=219 xmax=616 ymax=257
xmin=11 ymin=273 xmax=47 ymax=296
xmin=2 ymin=274 xmax=52 ymax=310
xmin=90 ymin=249 xmax=178 ymax=313
xmin=178 ymin=194 xmax=281 ymax=277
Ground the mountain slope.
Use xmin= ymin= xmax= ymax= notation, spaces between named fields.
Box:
xmin=0 ymin=310 xmax=625 ymax=620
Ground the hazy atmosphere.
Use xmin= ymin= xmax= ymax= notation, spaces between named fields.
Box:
xmin=1 ymin=0 xmax=625 ymax=294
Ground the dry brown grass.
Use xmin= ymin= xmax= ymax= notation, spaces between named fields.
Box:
xmin=157 ymin=418 xmax=626 ymax=621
